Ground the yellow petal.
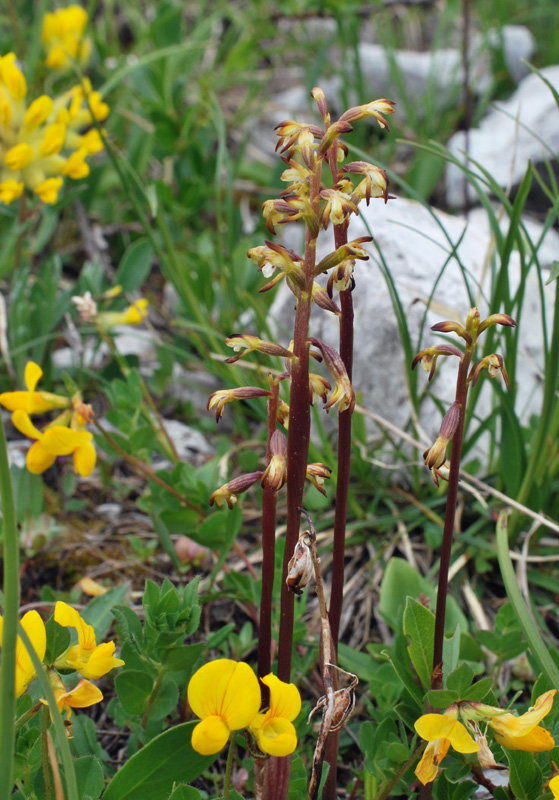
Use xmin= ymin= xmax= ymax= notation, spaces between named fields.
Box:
xmin=54 ymin=601 xmax=96 ymax=650
xmin=73 ymin=441 xmax=96 ymax=476
xmin=261 ymin=674 xmax=301 ymax=722
xmin=79 ymin=642 xmax=124 ymax=679
xmin=62 ymin=679 xmax=103 ymax=708
xmin=78 ymin=577 xmax=107 ymax=597
xmin=489 ymin=691 xmax=556 ymax=739
xmin=15 ymin=611 xmax=47 ymax=697
xmin=415 ymin=715 xmax=479 ymax=754
xmin=493 ymin=724 xmax=555 ymax=752
xmin=40 ymin=426 xmax=92 ymax=456
xmin=11 ymin=409 xmax=42 ymax=440
xmin=26 ymin=440 xmax=56 ymax=474
xmin=188 ymin=659 xmax=260 ymax=730
xmin=253 ymin=717 xmax=297 ymax=757
xmin=191 ymin=716 xmax=230 ymax=756
xmin=0 ymin=391 xmax=34 ymax=412
xmin=415 ymin=739 xmax=450 ymax=785
xmin=549 ymin=775 xmax=559 ymax=799
xmin=24 ymin=362 xmax=43 ymax=393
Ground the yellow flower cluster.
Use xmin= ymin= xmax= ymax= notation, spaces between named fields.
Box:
xmin=0 ymin=602 xmax=123 ymax=732
xmin=188 ymin=659 xmax=301 ymax=757
xmin=42 ymin=5 xmax=92 ymax=72
xmin=414 ymin=690 xmax=556 ymax=785
xmin=0 ymin=361 xmax=96 ymax=476
xmin=0 ymin=48 xmax=107 ymax=206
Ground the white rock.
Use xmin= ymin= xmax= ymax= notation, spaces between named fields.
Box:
xmin=269 ymin=197 xmax=555 ymax=462
xmin=446 ymin=65 xmax=559 ymax=208
xmin=487 ymin=24 xmax=536 ymax=84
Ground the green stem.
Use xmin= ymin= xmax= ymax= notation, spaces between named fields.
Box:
xmin=223 ymin=733 xmax=236 ymax=800
xmin=41 ymin=705 xmax=53 ymax=800
xmin=0 ymin=412 xmax=20 ymax=800
xmin=374 ymin=742 xmax=425 ymax=800
xmin=16 ymin=644 xmax=78 ymax=800
xmin=141 ymin=670 xmax=164 ymax=730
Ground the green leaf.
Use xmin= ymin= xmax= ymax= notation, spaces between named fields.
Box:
xmin=461 ymin=677 xmax=493 ymax=702
xmin=168 ymin=787 xmax=201 ymax=800
xmin=115 ymin=670 xmax=154 ymax=716
xmin=442 ymin=626 xmax=461 ymax=682
xmin=82 ymin=584 xmax=129 ymax=640
xmin=545 ymin=260 xmax=559 ymax=285
xmin=44 ymin=618 xmax=70 ymax=665
xmin=287 ymin=756 xmax=308 ymax=800
xmin=403 ymin=597 xmax=435 ymax=689
xmin=506 ymin=750 xmax=542 ymax=800
xmin=115 ymin=239 xmax=153 ymax=293
xmin=380 ymin=557 xmax=467 ymax=633
xmin=148 ymin=678 xmax=178 ymax=721
xmin=101 ymin=722 xmax=217 ymax=800
xmin=425 ymin=689 xmax=459 ymax=708
xmin=74 ymin=756 xmax=104 ymax=800
xmin=447 ymin=663 xmax=474 ymax=696
xmin=162 ymin=643 xmax=204 ymax=672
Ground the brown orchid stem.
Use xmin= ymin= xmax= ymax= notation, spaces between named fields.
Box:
xmin=431 ymin=345 xmax=473 ymax=689
xmin=258 ymin=378 xmax=280 ymax=699
xmin=324 ymin=141 xmax=353 ymax=799
xmin=277 ymin=167 xmax=322 ymax=684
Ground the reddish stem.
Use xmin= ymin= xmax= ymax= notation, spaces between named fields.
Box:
xmin=258 ymin=380 xmax=280 ymax=701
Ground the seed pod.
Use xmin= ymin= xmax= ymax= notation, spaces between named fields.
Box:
xmin=286 ymin=533 xmax=313 ymax=595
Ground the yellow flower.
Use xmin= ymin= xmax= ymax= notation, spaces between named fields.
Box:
xmin=34 ymin=177 xmax=63 ymax=204
xmin=0 ymin=610 xmax=47 ymax=697
xmin=414 ymin=713 xmax=479 ymax=785
xmin=42 ymin=6 xmax=91 ymax=72
xmin=485 ymin=690 xmax=556 ymax=752
xmin=550 ymin=775 xmax=559 ymax=799
xmin=0 ymin=179 xmax=23 ymax=204
xmin=62 ymin=148 xmax=90 ymax=179
xmin=11 ymin=409 xmax=96 ymax=476
xmin=187 ymin=659 xmax=261 ymax=756
xmin=43 ymin=671 xmax=103 ymax=736
xmin=0 ymin=361 xmax=70 ymax=415
xmin=53 ymin=601 xmax=124 ymax=680
xmin=95 ymin=299 xmax=149 ymax=329
xmin=249 ymin=674 xmax=301 ymax=756
xmin=5 ymin=143 xmax=33 ymax=171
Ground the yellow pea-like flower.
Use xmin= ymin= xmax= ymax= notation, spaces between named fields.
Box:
xmin=0 ymin=610 xmax=47 ymax=697
xmin=54 ymin=601 xmax=125 ymax=680
xmin=414 ymin=713 xmax=479 ymax=785
xmin=188 ymin=659 xmax=262 ymax=755
xmin=249 ymin=674 xmax=301 ymax=756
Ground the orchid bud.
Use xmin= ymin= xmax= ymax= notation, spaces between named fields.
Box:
xmin=209 ymin=471 xmax=264 ymax=509
xmin=478 ymin=312 xmax=517 ymax=334
xmin=411 ymin=344 xmax=463 ymax=381
xmin=207 ymin=387 xmax=272 ymax=422
xmin=312 ymin=283 xmax=340 ymax=314
xmin=431 ymin=319 xmax=472 ymax=345
xmin=261 ymin=430 xmax=287 ymax=493
xmin=224 ymin=334 xmax=295 ymax=364
xmin=315 ymin=236 xmax=372 ymax=276
xmin=308 ymin=338 xmax=355 ymax=413
xmin=339 ymin=98 xmax=395 ymax=129
xmin=306 ymin=463 xmax=332 ymax=495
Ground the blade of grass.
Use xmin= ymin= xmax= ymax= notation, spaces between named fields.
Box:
xmin=496 ymin=509 xmax=559 ymax=690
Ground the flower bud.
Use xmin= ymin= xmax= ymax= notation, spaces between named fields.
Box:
xmin=307 ymin=338 xmax=355 ymax=413
xmin=209 ymin=471 xmax=264 ymax=509
xmin=411 ymin=344 xmax=463 ymax=381
xmin=311 ymin=87 xmax=328 ymax=120
xmin=286 ymin=532 xmax=313 ymax=595
xmin=207 ymin=387 xmax=272 ymax=422
xmin=261 ymin=431 xmax=287 ymax=493
xmin=478 ymin=313 xmax=517 ymax=334
xmin=431 ymin=320 xmax=472 ymax=345
xmin=312 ymin=283 xmax=340 ymax=315
xmin=315 ymin=236 xmax=372 ymax=276
xmin=276 ymin=400 xmax=290 ymax=428
xmin=224 ymin=334 xmax=295 ymax=364
xmin=339 ymin=98 xmax=395 ymax=130
xmin=306 ymin=463 xmax=332 ymax=496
